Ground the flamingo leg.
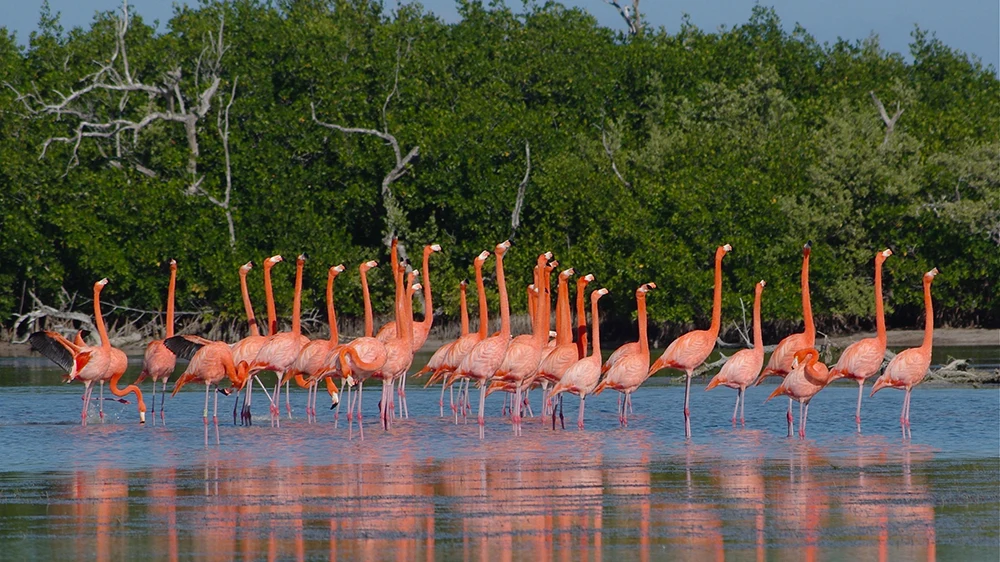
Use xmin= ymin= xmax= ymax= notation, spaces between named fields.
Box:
xmin=357 ymin=380 xmax=365 ymax=440
xmin=578 ymin=395 xmax=586 ymax=430
xmin=739 ymin=387 xmax=746 ymax=425
xmin=81 ymin=384 xmax=92 ymax=426
xmin=440 ymin=377 xmax=447 ymax=417
xmin=99 ymin=381 xmax=105 ymax=423
xmin=477 ymin=383 xmax=487 ymax=439
xmin=802 ymin=402 xmax=810 ymax=439
xmin=855 ymin=379 xmax=865 ymax=433
xmin=400 ymin=373 xmax=409 ymax=419
xmin=160 ymin=379 xmax=168 ymax=422
xmin=628 ymin=393 xmax=634 ymax=414
xmin=683 ymin=372 xmax=692 ymax=439
xmin=513 ymin=385 xmax=522 ymax=433
xmin=213 ymin=386 xmax=220 ymax=445
xmin=798 ymin=401 xmax=805 ymax=439
xmin=786 ymin=397 xmax=793 ymax=438
xmin=150 ymin=379 xmax=157 ymax=426
xmin=559 ymin=394 xmax=565 ymax=430
xmin=285 ymin=379 xmax=292 ymax=419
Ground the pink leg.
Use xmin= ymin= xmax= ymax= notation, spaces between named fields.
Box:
xmin=802 ymin=403 xmax=810 ymax=439
xmin=477 ymin=383 xmax=486 ymax=439
xmin=683 ymin=372 xmax=692 ymax=439
xmin=99 ymin=381 xmax=105 ymax=423
xmin=578 ymin=395 xmax=586 ymax=430
xmin=786 ymin=398 xmax=794 ymax=438
xmin=285 ymin=379 xmax=292 ymax=419
xmin=855 ymin=379 xmax=864 ymax=433
xmin=81 ymin=384 xmax=93 ymax=426
xmin=739 ymin=388 xmax=746 ymax=425
xmin=731 ymin=391 xmax=740 ymax=425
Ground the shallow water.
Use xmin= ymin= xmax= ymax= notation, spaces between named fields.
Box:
xmin=1 ymin=355 xmax=998 ymax=559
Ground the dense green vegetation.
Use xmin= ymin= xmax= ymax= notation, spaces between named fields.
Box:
xmin=1 ymin=0 xmax=997 ymax=342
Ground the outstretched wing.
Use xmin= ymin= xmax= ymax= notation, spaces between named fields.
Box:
xmin=164 ymin=335 xmax=213 ymax=360
xmin=29 ymin=331 xmax=78 ymax=372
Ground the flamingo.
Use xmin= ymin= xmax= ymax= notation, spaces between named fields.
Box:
xmin=332 ymin=260 xmax=388 ymax=436
xmin=648 ymin=244 xmax=732 ymax=439
xmin=870 ymin=268 xmax=938 ymax=438
xmin=247 ymin=254 xmax=309 ymax=427
xmin=705 ymin=280 xmax=766 ymax=426
xmin=233 ymin=256 xmax=280 ymax=425
xmin=136 ymin=259 xmax=177 ymax=424
xmin=454 ymin=240 xmax=512 ymax=437
xmin=592 ymin=282 xmax=658 ymax=426
xmin=283 ymin=264 xmax=346 ymax=423
xmin=433 ymin=251 xmax=490 ymax=422
xmin=374 ymin=265 xmax=418 ymax=428
xmin=376 ymin=243 xmax=442 ymax=350
xmin=831 ymin=249 xmax=893 ymax=433
xmin=493 ymin=252 xmax=552 ymax=433
xmin=166 ymin=335 xmax=250 ymax=438
xmin=29 ymin=279 xmax=146 ymax=425
xmin=753 ymin=242 xmax=814 ymax=437
xmin=414 ymin=279 xmax=468 ymax=416
xmin=575 ymin=271 xmax=593 ymax=359
xmin=531 ymin=268 xmax=581 ymax=419
xmin=547 ymin=287 xmax=609 ymax=430
xmin=766 ymin=348 xmax=843 ymax=438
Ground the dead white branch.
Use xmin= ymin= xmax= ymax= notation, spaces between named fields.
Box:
xmin=603 ymin=0 xmax=642 ymax=36
xmin=870 ymin=90 xmax=903 ymax=148
xmin=510 ymin=141 xmax=532 ymax=240
xmin=601 ymin=126 xmax=631 ymax=188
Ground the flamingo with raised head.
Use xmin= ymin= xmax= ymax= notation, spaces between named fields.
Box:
xmin=455 ymin=240 xmax=512 ymax=438
xmin=377 ymin=243 xmax=442 ymax=350
xmin=166 ymin=335 xmax=249 ymax=440
xmin=29 ymin=279 xmax=146 ymax=425
xmin=136 ymin=259 xmax=177 ymax=424
xmin=706 ymin=280 xmax=766 ymax=426
xmin=648 ymin=244 xmax=731 ymax=439
xmin=870 ymin=268 xmax=938 ymax=438
xmin=234 ymin=256 xmax=280 ymax=425
xmin=247 ymin=254 xmax=309 ymax=427
xmin=283 ymin=264 xmax=346 ymax=423
xmin=532 ymin=268 xmax=581 ymax=418
xmin=831 ymin=249 xmax=893 ymax=433
xmin=414 ymin=279 xmax=468 ymax=416
xmin=547 ymin=287 xmax=609 ymax=430
xmin=766 ymin=348 xmax=843 ymax=438
xmin=377 ymin=265 xmax=418 ymax=427
xmin=753 ymin=242 xmax=814 ymax=437
xmin=333 ymin=260 xmax=388 ymax=437
xmin=593 ymin=282 xmax=657 ymax=426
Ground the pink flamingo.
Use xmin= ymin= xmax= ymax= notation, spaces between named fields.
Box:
xmin=648 ymin=244 xmax=732 ymax=439
xmin=592 ymin=282 xmax=658 ymax=426
xmin=167 ymin=335 xmax=250 ymax=437
xmin=233 ymin=256 xmax=280 ymax=425
xmin=493 ymin=252 xmax=552 ymax=432
xmin=831 ymin=249 xmax=893 ymax=433
xmin=753 ymin=242 xmax=814 ymax=437
xmin=532 ymin=268 xmax=582 ymax=418
xmin=575 ymin=271 xmax=592 ymax=359
xmin=766 ymin=348 xmax=843 ymax=438
xmin=283 ymin=264 xmax=346 ymax=423
xmin=376 ymin=243 xmax=442 ymax=350
xmin=870 ymin=268 xmax=938 ymax=438
xmin=455 ymin=240 xmax=512 ymax=438
xmin=333 ymin=260 xmax=388 ymax=437
xmin=376 ymin=265 xmax=418 ymax=428
xmin=706 ymin=280 xmax=766 ymax=426
xmin=29 ymin=279 xmax=146 ymax=425
xmin=136 ymin=259 xmax=177 ymax=424
xmin=547 ymin=287 xmax=609 ymax=430
xmin=247 ymin=254 xmax=309 ymax=427
xmin=414 ymin=279 xmax=468 ymax=416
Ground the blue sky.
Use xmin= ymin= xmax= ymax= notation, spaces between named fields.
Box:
xmin=6 ymin=1 xmax=998 ymax=70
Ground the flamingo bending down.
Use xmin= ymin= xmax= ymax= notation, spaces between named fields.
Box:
xmin=136 ymin=259 xmax=177 ymax=424
xmin=493 ymin=252 xmax=553 ymax=433
xmin=870 ymin=268 xmax=938 ymax=438
xmin=29 ymin=279 xmax=146 ymax=425
xmin=331 ymin=260 xmax=387 ymax=438
xmin=167 ymin=335 xmax=250 ymax=436
xmin=547 ymin=288 xmax=609 ymax=430
xmin=233 ymin=256 xmax=280 ymax=425
xmin=247 ymin=254 xmax=309 ymax=427
xmin=831 ymin=249 xmax=893 ymax=433
xmin=648 ymin=244 xmax=731 ymax=439
xmin=753 ymin=242 xmax=814 ymax=437
xmin=455 ymin=241 xmax=512 ymax=438
xmin=592 ymin=282 xmax=657 ymax=426
xmin=283 ymin=264 xmax=346 ymax=423
xmin=766 ymin=348 xmax=843 ymax=438
xmin=706 ymin=280 xmax=766 ymax=426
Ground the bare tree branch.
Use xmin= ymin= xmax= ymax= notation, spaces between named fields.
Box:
xmin=870 ymin=90 xmax=904 ymax=148
xmin=601 ymin=125 xmax=631 ymax=188
xmin=509 ymin=141 xmax=532 ymax=240
xmin=603 ymin=0 xmax=642 ymax=36
xmin=209 ymin=76 xmax=238 ymax=249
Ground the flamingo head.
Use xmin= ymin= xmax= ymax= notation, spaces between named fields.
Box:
xmin=925 ymin=267 xmax=939 ymax=281
xmin=546 ymin=260 xmax=558 ymax=270
xmin=361 ymin=260 xmax=377 ymax=273
xmin=240 ymin=261 xmax=254 ymax=274
xmin=757 ymin=279 xmax=766 ymax=290
xmin=266 ymin=255 xmax=283 ymax=266
xmin=297 ymin=253 xmax=307 ymax=264
xmin=412 ymin=283 xmax=423 ymax=292
xmin=95 ymin=279 xmax=109 ymax=292
xmin=583 ymin=274 xmax=595 ymax=283
xmin=594 ymin=287 xmax=609 ymax=300
xmin=475 ymin=250 xmax=490 ymax=265
xmin=460 ymin=279 xmax=468 ymax=288
xmin=560 ymin=267 xmax=574 ymax=279
xmin=722 ymin=243 xmax=732 ymax=253
xmin=638 ymin=282 xmax=656 ymax=295
xmin=429 ymin=243 xmax=442 ymax=253
xmin=803 ymin=241 xmax=812 ymax=256
xmin=496 ymin=240 xmax=511 ymax=255
xmin=330 ymin=264 xmax=345 ymax=277
xmin=169 ymin=259 xmax=177 ymax=269
xmin=877 ymin=248 xmax=893 ymax=263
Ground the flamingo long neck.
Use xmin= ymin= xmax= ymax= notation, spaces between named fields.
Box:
xmin=589 ymin=294 xmax=602 ymax=359
xmin=420 ymin=248 xmax=433 ymax=331
xmin=753 ymin=287 xmax=763 ymax=352
xmin=327 ymin=271 xmax=338 ymax=343
xmin=94 ymin=283 xmax=110 ymax=349
xmin=875 ymin=256 xmax=886 ymax=345
xmin=459 ymin=283 xmax=469 ymax=337
xmin=166 ymin=264 xmax=176 ymax=338
xmin=921 ymin=278 xmax=934 ymax=351
xmin=576 ymin=279 xmax=589 ymax=358
xmin=802 ymin=249 xmax=814 ymax=343
xmin=534 ymin=269 xmax=549 ymax=346
xmin=527 ymin=284 xmax=537 ymax=331
xmin=497 ymin=252 xmax=510 ymax=339
xmin=264 ymin=262 xmax=278 ymax=335
xmin=637 ymin=293 xmax=649 ymax=354
xmin=475 ymin=260 xmax=488 ymax=338
xmin=110 ymin=370 xmax=145 ymax=413
xmin=360 ymin=267 xmax=374 ymax=338
xmin=291 ymin=259 xmax=304 ymax=336
xmin=556 ymin=275 xmax=571 ymax=345
xmin=406 ymin=271 xmax=417 ymax=344
xmin=240 ymin=270 xmax=260 ymax=337
xmin=708 ymin=250 xmax=725 ymax=337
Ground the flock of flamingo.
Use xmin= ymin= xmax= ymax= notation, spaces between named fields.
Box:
xmin=27 ymin=239 xmax=938 ymax=440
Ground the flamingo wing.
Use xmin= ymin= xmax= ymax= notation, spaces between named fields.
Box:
xmin=883 ymin=348 xmax=931 ymax=386
xmin=29 ymin=331 xmax=78 ymax=372
xmin=763 ymin=332 xmax=810 ymax=375
xmin=164 ymin=335 xmax=213 ymax=360
xmin=833 ymin=337 xmax=885 ymax=379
